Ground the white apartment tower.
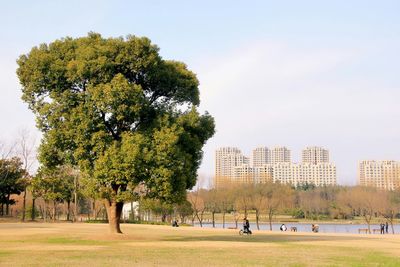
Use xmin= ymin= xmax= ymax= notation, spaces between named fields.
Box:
xmin=215 ymin=146 xmax=336 ymax=188
xmin=252 ymin=146 xmax=291 ymax=166
xmin=252 ymin=147 xmax=270 ymax=167
xmin=358 ymin=160 xmax=400 ymax=190
xmin=215 ymin=147 xmax=249 ymax=188
xmin=271 ymin=146 xmax=291 ymax=164
xmin=302 ymin=146 xmax=329 ymax=164
xmin=273 ymin=162 xmax=337 ymax=187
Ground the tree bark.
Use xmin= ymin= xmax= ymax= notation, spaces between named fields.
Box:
xmin=268 ymin=209 xmax=273 ymax=231
xmin=67 ymin=200 xmax=71 ymax=221
xmin=93 ymin=199 xmax=96 ymax=220
xmin=6 ymin=194 xmax=10 ymax=215
xmin=104 ymin=200 xmax=123 ymax=234
xmin=44 ymin=201 xmax=47 ymax=222
xmin=31 ymin=198 xmax=36 ymax=221
xmin=255 ymin=209 xmax=260 ymax=230
xmin=53 ymin=200 xmax=57 ymax=222
xmin=21 ymin=189 xmax=27 ymax=221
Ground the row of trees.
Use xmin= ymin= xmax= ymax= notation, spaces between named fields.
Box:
xmin=2 ymin=151 xmax=400 ymax=235
xmin=187 ymin=183 xmax=400 ymax=234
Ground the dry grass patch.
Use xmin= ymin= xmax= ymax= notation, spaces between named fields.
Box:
xmin=0 ymin=223 xmax=399 ymax=266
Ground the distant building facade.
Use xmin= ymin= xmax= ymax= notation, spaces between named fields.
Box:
xmin=214 ymin=147 xmax=249 ymax=188
xmin=273 ymin=162 xmax=336 ymax=186
xmin=302 ymin=146 xmax=329 ymax=164
xmin=215 ymin=146 xmax=336 ymax=188
xmin=358 ymin=160 xmax=400 ymax=190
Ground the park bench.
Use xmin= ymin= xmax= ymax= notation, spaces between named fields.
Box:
xmin=227 ymin=226 xmax=237 ymax=229
xmin=290 ymin=227 xmax=297 ymax=232
xmin=358 ymin=228 xmax=368 ymax=234
xmin=372 ymin=229 xmax=381 ymax=234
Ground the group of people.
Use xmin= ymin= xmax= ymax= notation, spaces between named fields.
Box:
xmin=380 ymin=222 xmax=389 ymax=234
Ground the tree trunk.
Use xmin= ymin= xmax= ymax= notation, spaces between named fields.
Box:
xmin=212 ymin=211 xmax=215 ymax=228
xmin=67 ymin=200 xmax=71 ymax=221
xmin=255 ymin=209 xmax=260 ymax=230
xmin=53 ymin=201 xmax=57 ymax=222
xmin=93 ymin=199 xmax=96 ymax=220
xmin=364 ymin=214 xmax=371 ymax=234
xmin=31 ymin=198 xmax=36 ymax=221
xmin=44 ymin=201 xmax=47 ymax=222
xmin=196 ymin=212 xmax=203 ymax=227
xmin=269 ymin=209 xmax=273 ymax=231
xmin=6 ymin=194 xmax=10 ymax=215
xmin=130 ymin=201 xmax=134 ymax=221
xmin=21 ymin=188 xmax=27 ymax=221
xmin=104 ymin=200 xmax=123 ymax=234
xmin=222 ymin=211 xmax=226 ymax=229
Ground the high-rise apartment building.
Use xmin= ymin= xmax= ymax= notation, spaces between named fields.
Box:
xmin=358 ymin=160 xmax=400 ymax=190
xmin=215 ymin=146 xmax=336 ymax=188
xmin=271 ymin=146 xmax=291 ymax=164
xmin=215 ymin=147 xmax=249 ymax=188
xmin=252 ymin=146 xmax=291 ymax=166
xmin=252 ymin=147 xmax=270 ymax=167
xmin=273 ymin=162 xmax=337 ymax=186
xmin=302 ymin=146 xmax=329 ymax=164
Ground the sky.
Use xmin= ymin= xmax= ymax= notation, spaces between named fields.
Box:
xmin=1 ymin=1 xmax=400 ymax=186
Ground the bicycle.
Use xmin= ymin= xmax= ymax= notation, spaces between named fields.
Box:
xmin=239 ymin=228 xmax=252 ymax=235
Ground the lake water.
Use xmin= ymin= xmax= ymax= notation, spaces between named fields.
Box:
xmin=194 ymin=222 xmax=400 ymax=234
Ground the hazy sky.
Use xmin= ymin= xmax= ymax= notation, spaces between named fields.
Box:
xmin=1 ymin=1 xmax=399 ymax=186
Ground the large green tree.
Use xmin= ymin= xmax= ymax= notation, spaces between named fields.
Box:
xmin=17 ymin=33 xmax=215 ymax=233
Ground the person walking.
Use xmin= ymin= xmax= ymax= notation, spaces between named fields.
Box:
xmin=385 ymin=222 xmax=389 ymax=234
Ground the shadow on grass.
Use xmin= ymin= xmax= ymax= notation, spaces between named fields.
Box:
xmin=164 ymin=233 xmax=368 ymax=243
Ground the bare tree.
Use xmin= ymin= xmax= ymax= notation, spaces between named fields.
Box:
xmin=342 ymin=186 xmax=380 ymax=234
xmin=251 ymin=184 xmax=265 ymax=230
xmin=187 ymin=189 xmax=206 ymax=227
xmin=17 ymin=130 xmax=37 ymax=221
xmin=378 ymin=189 xmax=400 ymax=234
xmin=262 ymin=183 xmax=293 ymax=231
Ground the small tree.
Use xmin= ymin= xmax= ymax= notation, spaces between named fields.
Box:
xmin=379 ymin=189 xmax=400 ymax=234
xmin=262 ymin=183 xmax=293 ymax=231
xmin=0 ymin=157 xmax=26 ymax=216
xmin=187 ymin=189 xmax=206 ymax=227
xmin=344 ymin=186 xmax=380 ymax=234
xmin=175 ymin=200 xmax=193 ymax=223
xmin=32 ymin=166 xmax=74 ymax=221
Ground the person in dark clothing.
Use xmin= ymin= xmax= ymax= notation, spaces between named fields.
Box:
xmin=380 ymin=223 xmax=385 ymax=234
xmin=385 ymin=222 xmax=389 ymax=234
xmin=243 ymin=218 xmax=251 ymax=233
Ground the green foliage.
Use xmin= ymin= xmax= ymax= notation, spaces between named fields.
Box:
xmin=32 ymin=165 xmax=75 ymax=203
xmin=295 ymin=182 xmax=316 ymax=191
xmin=0 ymin=157 xmax=27 ymax=210
xmin=176 ymin=200 xmax=194 ymax=219
xmin=17 ymin=33 xmax=215 ymax=208
xmin=291 ymin=208 xmax=305 ymax=219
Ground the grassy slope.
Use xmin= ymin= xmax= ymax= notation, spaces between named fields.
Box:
xmin=0 ymin=223 xmax=399 ymax=266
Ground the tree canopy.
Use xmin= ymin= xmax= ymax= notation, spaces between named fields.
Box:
xmin=0 ymin=157 xmax=27 ymax=215
xmin=17 ymin=33 xmax=215 ymax=233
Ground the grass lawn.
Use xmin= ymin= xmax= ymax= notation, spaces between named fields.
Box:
xmin=0 ymin=222 xmax=399 ymax=266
